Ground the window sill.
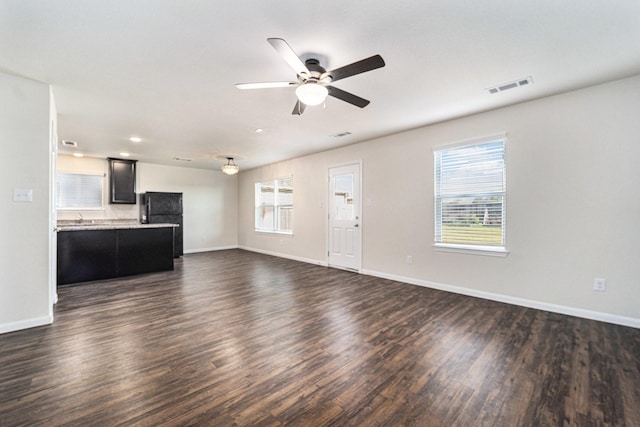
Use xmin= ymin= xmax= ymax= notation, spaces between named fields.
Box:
xmin=433 ymin=243 xmax=509 ymax=257
xmin=57 ymin=207 xmax=105 ymax=211
xmin=255 ymin=229 xmax=293 ymax=236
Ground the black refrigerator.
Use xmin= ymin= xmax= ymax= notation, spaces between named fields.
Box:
xmin=140 ymin=192 xmax=183 ymax=257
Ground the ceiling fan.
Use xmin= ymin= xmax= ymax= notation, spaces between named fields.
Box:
xmin=236 ymin=38 xmax=385 ymax=115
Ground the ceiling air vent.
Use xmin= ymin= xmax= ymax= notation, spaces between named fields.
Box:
xmin=173 ymin=157 xmax=192 ymax=162
xmin=487 ymin=76 xmax=533 ymax=94
xmin=330 ymin=131 xmax=352 ymax=138
xmin=61 ymin=140 xmax=78 ymax=147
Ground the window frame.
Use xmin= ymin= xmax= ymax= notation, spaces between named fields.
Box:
xmin=254 ymin=176 xmax=293 ymax=235
xmin=56 ymin=171 xmax=105 ymax=211
xmin=433 ymin=135 xmax=508 ymax=257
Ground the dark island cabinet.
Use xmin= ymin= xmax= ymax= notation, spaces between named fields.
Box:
xmin=108 ymin=158 xmax=137 ymax=204
xmin=57 ymin=227 xmax=174 ymax=285
xmin=117 ymin=228 xmax=174 ymax=277
xmin=57 ymin=230 xmax=117 ymax=285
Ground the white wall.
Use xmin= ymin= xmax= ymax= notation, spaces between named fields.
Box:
xmin=138 ymin=163 xmax=238 ymax=252
xmin=238 ymin=74 xmax=640 ymax=326
xmin=57 ymin=156 xmax=238 ymax=252
xmin=0 ymin=72 xmax=53 ymax=333
xmin=238 ymin=159 xmax=327 ymax=264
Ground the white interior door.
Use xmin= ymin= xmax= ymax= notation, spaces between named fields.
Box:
xmin=328 ymin=163 xmax=361 ymax=271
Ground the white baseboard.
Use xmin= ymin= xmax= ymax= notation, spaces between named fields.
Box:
xmin=0 ymin=315 xmax=53 ymax=335
xmin=235 ymin=248 xmax=639 ymax=328
xmin=238 ymin=246 xmax=328 ymax=267
xmin=361 ymin=268 xmax=640 ymax=329
xmin=184 ymin=245 xmax=239 ymax=254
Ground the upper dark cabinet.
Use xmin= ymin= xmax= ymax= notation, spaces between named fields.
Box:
xmin=108 ymin=158 xmax=137 ymax=204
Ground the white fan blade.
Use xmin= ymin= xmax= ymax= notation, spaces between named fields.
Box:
xmin=267 ymin=38 xmax=310 ymax=77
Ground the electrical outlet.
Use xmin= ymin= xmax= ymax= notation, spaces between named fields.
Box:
xmin=593 ymin=278 xmax=606 ymax=292
xmin=406 ymin=255 xmax=413 ymax=264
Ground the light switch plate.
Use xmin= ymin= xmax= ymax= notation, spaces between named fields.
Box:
xmin=593 ymin=277 xmax=606 ymax=292
xmin=13 ymin=188 xmax=33 ymax=202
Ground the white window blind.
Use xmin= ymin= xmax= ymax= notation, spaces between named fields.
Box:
xmin=56 ymin=172 xmax=104 ymax=209
xmin=255 ymin=177 xmax=293 ymax=233
xmin=434 ymin=139 xmax=505 ymax=251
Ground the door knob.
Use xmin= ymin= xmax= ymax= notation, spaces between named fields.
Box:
xmin=354 ymin=224 xmax=359 ymax=228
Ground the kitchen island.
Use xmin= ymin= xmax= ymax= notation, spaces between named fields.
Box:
xmin=57 ymin=221 xmax=178 ymax=285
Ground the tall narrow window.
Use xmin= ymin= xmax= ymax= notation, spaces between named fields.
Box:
xmin=255 ymin=177 xmax=293 ymax=233
xmin=434 ymin=137 xmax=506 ymax=254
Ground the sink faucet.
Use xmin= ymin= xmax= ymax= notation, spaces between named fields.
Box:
xmin=77 ymin=213 xmax=83 ymax=223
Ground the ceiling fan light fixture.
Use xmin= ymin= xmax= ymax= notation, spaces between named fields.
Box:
xmin=237 ymin=38 xmax=385 ymax=115
xmin=295 ymin=83 xmax=328 ymax=106
xmin=221 ymin=157 xmax=239 ymax=175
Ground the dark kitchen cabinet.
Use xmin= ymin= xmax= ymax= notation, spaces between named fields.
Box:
xmin=57 ymin=230 xmax=118 ymax=285
xmin=57 ymin=227 xmax=175 ymax=285
xmin=108 ymin=158 xmax=137 ymax=204
xmin=117 ymin=228 xmax=174 ymax=276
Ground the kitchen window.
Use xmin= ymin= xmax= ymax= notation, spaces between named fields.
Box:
xmin=56 ymin=172 xmax=104 ymax=210
xmin=434 ymin=136 xmax=507 ymax=256
xmin=255 ymin=177 xmax=293 ymax=234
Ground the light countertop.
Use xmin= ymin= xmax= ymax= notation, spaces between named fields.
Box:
xmin=56 ymin=221 xmax=178 ymax=232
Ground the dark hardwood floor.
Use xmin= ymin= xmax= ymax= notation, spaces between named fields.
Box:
xmin=1 ymin=249 xmax=639 ymax=426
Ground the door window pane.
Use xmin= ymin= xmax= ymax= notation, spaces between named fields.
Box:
xmin=333 ymin=173 xmax=354 ymax=220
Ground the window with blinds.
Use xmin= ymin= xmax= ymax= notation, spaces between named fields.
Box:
xmin=56 ymin=172 xmax=104 ymax=209
xmin=255 ymin=177 xmax=293 ymax=233
xmin=434 ymin=138 xmax=506 ymax=253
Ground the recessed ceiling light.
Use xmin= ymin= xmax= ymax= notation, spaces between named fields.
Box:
xmin=119 ymin=152 xmax=130 ymax=157
xmin=129 ymin=136 xmax=142 ymax=143
xmin=73 ymin=152 xmax=84 ymax=158
xmin=255 ymin=128 xmax=264 ymax=134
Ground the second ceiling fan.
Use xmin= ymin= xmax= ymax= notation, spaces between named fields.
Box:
xmin=236 ymin=38 xmax=385 ymax=115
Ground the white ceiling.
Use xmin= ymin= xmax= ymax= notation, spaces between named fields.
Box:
xmin=2 ymin=1 xmax=639 ymax=171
